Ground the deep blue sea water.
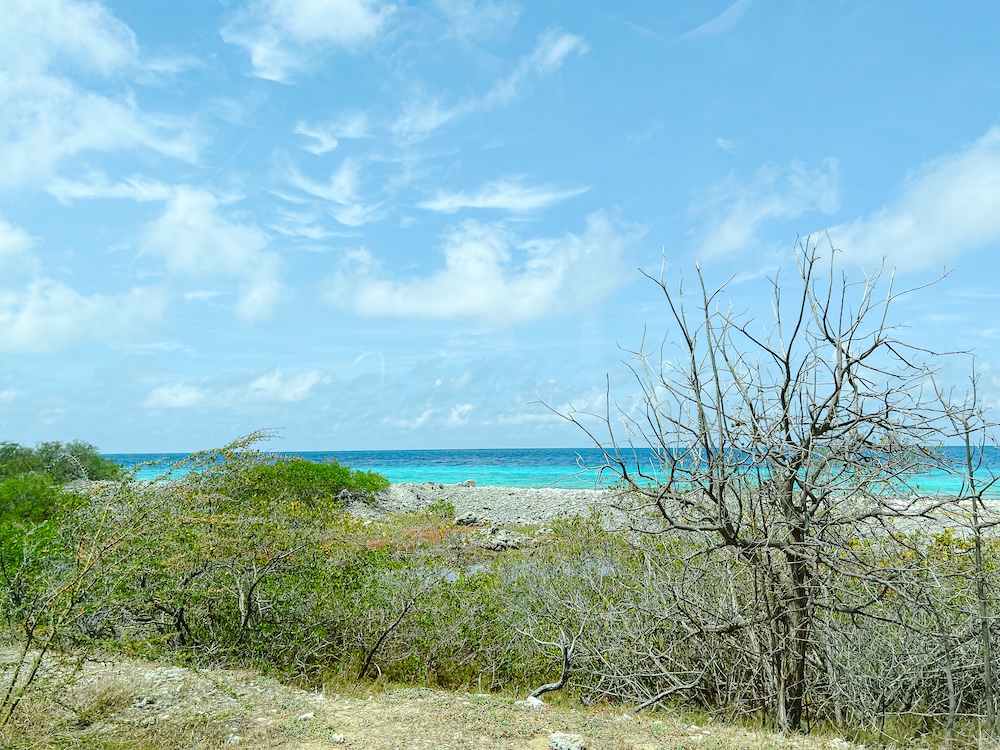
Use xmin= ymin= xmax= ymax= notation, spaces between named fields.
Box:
xmin=104 ymin=446 xmax=1000 ymax=495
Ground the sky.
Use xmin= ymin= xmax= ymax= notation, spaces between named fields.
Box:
xmin=3 ymin=0 xmax=1000 ymax=453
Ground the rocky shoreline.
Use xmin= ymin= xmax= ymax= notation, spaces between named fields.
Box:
xmin=351 ymin=481 xmax=622 ymax=527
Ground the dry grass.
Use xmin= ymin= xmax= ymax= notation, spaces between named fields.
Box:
xmin=0 ymin=649 xmax=853 ymax=750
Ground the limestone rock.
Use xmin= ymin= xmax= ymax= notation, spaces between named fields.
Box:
xmin=515 ymin=695 xmax=545 ymax=709
xmin=478 ymin=527 xmax=524 ymax=551
xmin=548 ymin=731 xmax=587 ymax=750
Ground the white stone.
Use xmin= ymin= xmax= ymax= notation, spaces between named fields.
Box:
xmin=548 ymin=732 xmax=587 ymax=750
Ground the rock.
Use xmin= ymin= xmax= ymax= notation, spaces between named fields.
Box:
xmin=225 ymin=734 xmax=242 ymax=746
xmin=479 ymin=527 xmax=524 ymax=551
xmin=296 ymin=711 xmax=315 ymax=721
xmin=515 ymin=695 xmax=545 ymax=709
xmin=548 ymin=731 xmax=587 ymax=750
xmin=330 ymin=733 xmax=346 ymax=744
xmin=460 ymin=479 xmax=476 ymax=487
xmin=454 ymin=512 xmax=481 ymax=526
xmin=520 ymin=695 xmax=545 ymax=709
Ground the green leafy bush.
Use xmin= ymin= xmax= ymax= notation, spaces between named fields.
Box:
xmin=0 ymin=474 xmax=62 ymax=524
xmin=242 ymin=457 xmax=390 ymax=509
xmin=0 ymin=441 xmax=121 ymax=484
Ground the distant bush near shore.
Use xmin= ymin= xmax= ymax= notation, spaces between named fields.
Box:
xmin=0 ymin=440 xmax=122 ymax=484
xmin=0 ymin=439 xmax=120 ymax=533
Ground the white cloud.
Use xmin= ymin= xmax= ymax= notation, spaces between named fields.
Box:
xmin=0 ymin=0 xmax=200 ymax=190
xmin=693 ymin=159 xmax=840 ymax=258
xmin=432 ymin=0 xmax=521 ymax=42
xmin=47 ymin=173 xmax=175 ymax=203
xmin=144 ymin=383 xmax=208 ymax=409
xmin=145 ymin=369 xmax=331 ymax=409
xmin=222 ymin=0 xmax=395 ymax=82
xmin=267 ymin=206 xmax=339 ymax=239
xmin=295 ymin=124 xmax=339 ymax=155
xmin=295 ymin=112 xmax=370 ymax=154
xmin=0 ymin=279 xmax=167 ymax=354
xmin=0 ymin=218 xmax=37 ymax=275
xmin=481 ymin=28 xmax=588 ymax=108
xmin=326 ymin=211 xmax=636 ymax=324
xmin=0 ymin=213 xmax=165 ymax=353
xmin=382 ymin=407 xmax=435 ymax=430
xmin=831 ymin=126 xmax=1000 ymax=270
xmin=0 ymin=0 xmax=138 ymax=74
xmin=419 ymin=177 xmax=589 ymax=214
xmin=447 ymin=402 xmax=474 ymax=426
xmin=391 ymin=29 xmax=587 ymax=143
xmin=0 ymin=77 xmax=199 ymax=191
xmin=390 ymin=95 xmax=464 ymax=144
xmin=247 ymin=370 xmax=332 ymax=402
xmin=138 ymin=187 xmax=283 ymax=321
xmin=283 ymin=159 xmax=382 ymax=226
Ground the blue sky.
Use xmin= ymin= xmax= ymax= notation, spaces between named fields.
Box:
xmin=3 ymin=0 xmax=1000 ymax=453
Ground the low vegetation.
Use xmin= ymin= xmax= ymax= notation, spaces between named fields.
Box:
xmin=0 ymin=432 xmax=997 ymax=748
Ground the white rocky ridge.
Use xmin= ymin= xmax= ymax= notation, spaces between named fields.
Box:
xmin=354 ymin=481 xmax=622 ymax=527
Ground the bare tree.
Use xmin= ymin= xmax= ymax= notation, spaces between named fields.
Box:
xmin=561 ymin=238 xmax=947 ymax=732
xmin=937 ymin=368 xmax=1000 ymax=739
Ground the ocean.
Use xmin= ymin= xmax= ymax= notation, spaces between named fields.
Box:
xmin=104 ymin=446 xmax=1000 ymax=495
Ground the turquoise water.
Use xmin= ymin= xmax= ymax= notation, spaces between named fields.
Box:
xmin=104 ymin=446 xmax=1000 ymax=495
xmin=106 ymin=448 xmax=614 ymax=488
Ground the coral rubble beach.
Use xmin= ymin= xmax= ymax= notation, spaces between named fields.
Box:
xmin=355 ymin=481 xmax=621 ymax=526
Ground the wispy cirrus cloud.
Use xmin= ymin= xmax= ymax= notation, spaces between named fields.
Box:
xmin=390 ymin=28 xmax=587 ymax=144
xmin=46 ymin=173 xmax=175 ymax=203
xmin=481 ymin=28 xmax=587 ymax=109
xmin=831 ymin=125 xmax=1000 ymax=270
xmin=282 ymin=158 xmax=383 ymax=226
xmin=221 ymin=0 xmax=395 ymax=82
xmin=419 ymin=177 xmax=588 ymax=214
xmin=692 ymin=159 xmax=840 ymax=258
xmin=325 ymin=211 xmax=637 ymax=325
xmin=294 ymin=111 xmax=371 ymax=154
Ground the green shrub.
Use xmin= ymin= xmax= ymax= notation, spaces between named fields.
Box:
xmin=0 ymin=474 xmax=62 ymax=524
xmin=0 ymin=441 xmax=121 ymax=484
xmin=242 ymin=458 xmax=389 ymax=510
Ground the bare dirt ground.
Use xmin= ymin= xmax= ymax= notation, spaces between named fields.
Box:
xmin=2 ymin=650 xmax=845 ymax=750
